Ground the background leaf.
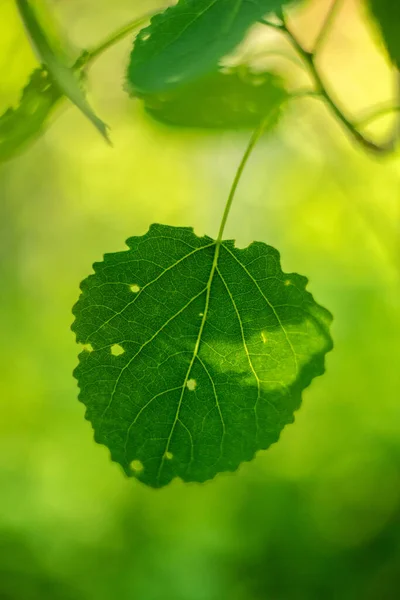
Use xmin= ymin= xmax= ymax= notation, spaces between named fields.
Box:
xmin=138 ymin=67 xmax=289 ymax=130
xmin=127 ymin=0 xmax=289 ymax=94
xmin=72 ymin=224 xmax=332 ymax=488
xmin=367 ymin=0 xmax=400 ymax=68
xmin=15 ymin=0 xmax=109 ymax=141
xmin=0 ymin=68 xmax=61 ymax=163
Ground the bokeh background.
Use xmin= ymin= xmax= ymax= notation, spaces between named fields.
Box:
xmin=1 ymin=0 xmax=399 ymax=598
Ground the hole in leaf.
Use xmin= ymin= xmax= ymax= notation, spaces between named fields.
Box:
xmin=186 ymin=379 xmax=197 ymax=391
xmin=199 ymin=312 xmax=204 ymax=317
xmin=130 ymin=284 xmax=140 ymax=293
xmin=164 ymin=451 xmax=173 ymax=460
xmin=261 ymin=332 xmax=268 ymax=344
xmin=130 ymin=459 xmax=143 ymax=473
xmin=111 ymin=344 xmax=125 ymax=356
xmin=284 ymin=279 xmax=292 ymax=286
xmin=141 ymin=33 xmax=151 ymax=41
xmin=81 ymin=343 xmax=94 ymax=353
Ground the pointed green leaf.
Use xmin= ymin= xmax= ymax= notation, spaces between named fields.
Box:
xmin=128 ymin=0 xmax=290 ymax=94
xmin=367 ymin=0 xmax=400 ymax=68
xmin=72 ymin=224 xmax=333 ymax=488
xmin=138 ymin=67 xmax=289 ymax=130
xmin=16 ymin=0 xmax=109 ymax=141
xmin=0 ymin=68 xmax=62 ymax=163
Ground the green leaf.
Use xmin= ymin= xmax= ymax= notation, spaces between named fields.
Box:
xmin=138 ymin=67 xmax=288 ymax=130
xmin=0 ymin=68 xmax=62 ymax=163
xmin=367 ymin=0 xmax=400 ymax=68
xmin=128 ymin=0 xmax=289 ymax=94
xmin=16 ymin=0 xmax=109 ymax=142
xmin=72 ymin=224 xmax=333 ymax=488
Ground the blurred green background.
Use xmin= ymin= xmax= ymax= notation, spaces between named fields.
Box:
xmin=1 ymin=0 xmax=399 ymax=598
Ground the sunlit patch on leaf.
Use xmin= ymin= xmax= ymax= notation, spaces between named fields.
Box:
xmin=72 ymin=224 xmax=333 ymax=488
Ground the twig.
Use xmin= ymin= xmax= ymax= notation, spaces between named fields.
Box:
xmin=261 ymin=14 xmax=400 ymax=156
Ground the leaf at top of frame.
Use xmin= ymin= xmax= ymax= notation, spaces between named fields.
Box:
xmin=127 ymin=0 xmax=291 ymax=94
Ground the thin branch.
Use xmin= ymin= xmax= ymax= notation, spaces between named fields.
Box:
xmin=258 ymin=18 xmax=283 ymax=30
xmin=261 ymin=17 xmax=400 ymax=156
xmin=355 ymin=103 xmax=400 ymax=129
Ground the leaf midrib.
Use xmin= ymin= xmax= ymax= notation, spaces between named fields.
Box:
xmin=156 ymin=239 xmax=222 ymax=482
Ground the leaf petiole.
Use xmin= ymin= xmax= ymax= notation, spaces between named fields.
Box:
xmin=217 ymin=119 xmax=269 ymax=243
xmin=76 ymin=10 xmax=162 ymax=69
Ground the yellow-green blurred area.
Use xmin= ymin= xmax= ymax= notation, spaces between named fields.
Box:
xmin=1 ymin=0 xmax=400 ymax=598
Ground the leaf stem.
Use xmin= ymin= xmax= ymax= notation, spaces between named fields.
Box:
xmin=216 ymin=120 xmax=268 ymax=243
xmin=215 ymin=89 xmax=322 ymax=243
xmin=74 ymin=11 xmax=158 ymax=69
xmin=85 ymin=13 xmax=157 ymax=66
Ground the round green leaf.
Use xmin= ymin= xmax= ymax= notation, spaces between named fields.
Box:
xmin=72 ymin=224 xmax=333 ymax=488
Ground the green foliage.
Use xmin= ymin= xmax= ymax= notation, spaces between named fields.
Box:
xmin=138 ymin=67 xmax=289 ymax=130
xmin=15 ymin=0 xmax=109 ymax=141
xmin=127 ymin=0 xmax=288 ymax=94
xmin=367 ymin=0 xmax=400 ymax=67
xmin=72 ymin=224 xmax=332 ymax=488
xmin=6 ymin=0 xmax=396 ymax=490
xmin=0 ymin=68 xmax=61 ymax=162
